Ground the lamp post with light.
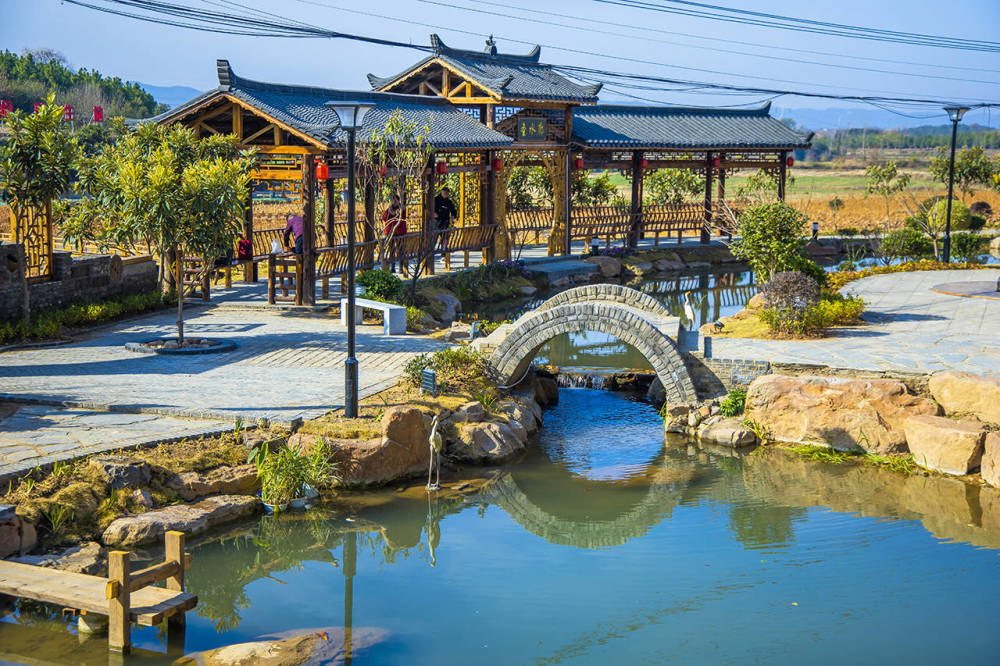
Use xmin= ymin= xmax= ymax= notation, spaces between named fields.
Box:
xmin=326 ymin=101 xmax=374 ymax=418
xmin=942 ymin=106 xmax=969 ymax=263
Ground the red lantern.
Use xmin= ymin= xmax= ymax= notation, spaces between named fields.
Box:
xmin=574 ymin=157 xmax=585 ymax=170
xmin=711 ymin=156 xmax=721 ymax=168
xmin=786 ymin=156 xmax=795 ymax=167
xmin=0 ymin=100 xmax=11 ymax=118
xmin=33 ymin=102 xmax=42 ymax=114
xmin=436 ymin=161 xmax=447 ymax=175
xmin=63 ymin=105 xmax=74 ymax=122
xmin=315 ymin=159 xmax=329 ymax=181
xmin=639 ymin=157 xmax=648 ymax=169
xmin=492 ymin=157 xmax=504 ymax=172
xmin=379 ymin=163 xmax=388 ymax=177
xmin=92 ymin=106 xmax=104 ymax=123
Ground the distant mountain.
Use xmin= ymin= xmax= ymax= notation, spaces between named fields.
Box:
xmin=138 ymin=83 xmax=202 ymax=109
xmin=771 ymin=106 xmax=996 ymax=132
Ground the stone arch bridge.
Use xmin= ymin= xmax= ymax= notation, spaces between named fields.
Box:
xmin=476 ymin=284 xmax=697 ymax=403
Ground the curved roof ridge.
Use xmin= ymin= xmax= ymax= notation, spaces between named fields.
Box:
xmin=429 ymin=33 xmax=541 ymax=64
xmin=577 ymin=102 xmax=773 ymax=116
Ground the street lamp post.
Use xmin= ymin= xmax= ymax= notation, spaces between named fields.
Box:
xmin=942 ymin=106 xmax=969 ymax=263
xmin=327 ymin=101 xmax=375 ymax=418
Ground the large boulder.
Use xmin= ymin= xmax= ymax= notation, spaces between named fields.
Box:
xmin=582 ymin=255 xmax=621 ymax=278
xmin=744 ymin=375 xmax=939 ymax=453
xmin=697 ymin=416 xmax=757 ymax=448
xmin=102 ymin=495 xmax=260 ymax=546
xmin=497 ymin=399 xmax=539 ymax=436
xmin=746 ymin=293 xmax=766 ymax=310
xmin=982 ymin=432 xmax=1000 ymax=488
xmin=0 ymin=506 xmax=36 ymax=558
xmin=654 ymin=258 xmax=686 ymax=272
xmin=446 ymin=401 xmax=486 ymax=424
xmin=432 ymin=292 xmax=462 ymax=323
xmin=447 ymin=421 xmax=526 ymax=463
xmin=88 ymin=456 xmax=151 ymax=489
xmin=167 ymin=464 xmax=260 ymax=501
xmin=178 ymin=626 xmax=389 ymax=666
xmin=534 ymin=377 xmax=559 ymax=406
xmin=903 ymin=415 xmax=986 ymax=476
xmin=12 ymin=542 xmax=106 ymax=575
xmin=928 ymin=371 xmax=1000 ymax=425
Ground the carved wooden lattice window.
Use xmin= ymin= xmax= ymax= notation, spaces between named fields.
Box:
xmin=17 ymin=205 xmax=53 ymax=280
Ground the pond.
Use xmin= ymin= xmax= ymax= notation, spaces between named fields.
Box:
xmin=3 ymin=389 xmax=999 ymax=664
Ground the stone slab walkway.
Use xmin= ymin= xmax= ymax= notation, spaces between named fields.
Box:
xmin=0 ymin=402 xmax=231 ymax=482
xmin=713 ymin=269 xmax=1000 ymax=374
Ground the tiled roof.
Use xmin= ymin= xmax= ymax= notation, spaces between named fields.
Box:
xmin=368 ymin=34 xmax=601 ymax=104
xmin=147 ymin=60 xmax=514 ymax=150
xmin=572 ymin=103 xmax=813 ymax=150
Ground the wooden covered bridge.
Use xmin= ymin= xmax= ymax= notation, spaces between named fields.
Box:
xmin=114 ymin=35 xmax=811 ymax=304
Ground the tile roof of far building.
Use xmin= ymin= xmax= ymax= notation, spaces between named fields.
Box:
xmin=367 ymin=34 xmax=602 ymax=104
xmin=146 ymin=60 xmax=514 ymax=150
xmin=572 ymin=103 xmax=813 ymax=150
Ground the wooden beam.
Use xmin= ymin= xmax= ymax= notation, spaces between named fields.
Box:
xmin=197 ymin=122 xmax=220 ymax=136
xmin=442 ymin=69 xmax=450 ymax=97
xmin=274 ymin=126 xmax=282 ymax=146
xmin=129 ymin=560 xmax=181 ymax=593
xmin=231 ymin=102 xmax=242 ymax=138
xmin=243 ymin=123 xmax=275 ymax=144
xmin=108 ymin=551 xmax=131 ymax=653
xmin=702 ymin=151 xmax=713 ymax=244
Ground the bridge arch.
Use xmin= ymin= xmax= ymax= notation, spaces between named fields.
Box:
xmin=534 ymin=283 xmax=673 ymax=319
xmin=490 ymin=300 xmax=697 ymax=403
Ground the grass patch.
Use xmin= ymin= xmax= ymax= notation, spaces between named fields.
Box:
xmin=781 ymin=444 xmax=918 ymax=474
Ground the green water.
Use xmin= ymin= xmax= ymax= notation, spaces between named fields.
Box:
xmin=3 ymin=389 xmax=999 ymax=664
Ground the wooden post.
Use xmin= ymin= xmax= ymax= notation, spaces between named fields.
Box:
xmin=200 ymin=262 xmax=210 ymax=302
xmin=175 ymin=249 xmax=183 ymax=298
xmin=630 ymin=151 xmax=642 ymax=248
xmin=165 ymin=531 xmax=185 ymax=629
xmin=564 ymin=151 xmax=573 ymax=256
xmin=108 ymin=551 xmax=131 ymax=653
xmin=363 ymin=177 xmax=376 ymax=267
xmin=718 ymin=152 xmax=730 ymax=240
xmin=778 ymin=151 xmax=787 ymax=201
xmin=267 ymin=254 xmax=275 ymax=304
xmin=301 ymin=156 xmax=316 ymax=306
xmin=486 ymin=151 xmax=497 ymax=263
xmin=702 ymin=152 xmax=713 ymax=244
xmin=324 ymin=175 xmax=335 ymax=248
xmin=243 ymin=182 xmax=256 ymax=282
xmin=424 ymin=154 xmax=436 ymax=276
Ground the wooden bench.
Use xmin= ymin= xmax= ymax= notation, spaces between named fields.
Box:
xmin=0 ymin=531 xmax=195 ymax=653
xmin=341 ymin=297 xmax=406 ymax=335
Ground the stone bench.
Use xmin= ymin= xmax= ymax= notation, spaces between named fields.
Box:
xmin=341 ymin=297 xmax=406 ymax=335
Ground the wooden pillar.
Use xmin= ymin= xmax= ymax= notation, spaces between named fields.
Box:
xmin=565 ymin=152 xmax=573 ymax=256
xmin=717 ymin=152 xmax=726 ymax=202
xmin=324 ymin=176 xmax=335 ymax=248
xmin=108 ymin=550 xmax=131 ymax=653
xmin=778 ymin=151 xmax=787 ymax=201
xmin=165 ymin=531 xmax=185 ymax=629
xmin=243 ymin=182 xmax=256 ymax=282
xmin=363 ymin=177 xmax=376 ymax=266
xmin=486 ymin=104 xmax=495 ymax=129
xmin=629 ymin=151 xmax=642 ymax=248
xmin=486 ymin=152 xmax=497 ymax=263
xmin=424 ymin=154 xmax=436 ymax=276
xmin=267 ymin=254 xmax=275 ymax=304
xmin=301 ymin=156 xmax=316 ymax=305
xmin=702 ymin=152 xmax=713 ymax=244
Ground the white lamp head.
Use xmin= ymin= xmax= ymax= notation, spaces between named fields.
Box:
xmin=944 ymin=106 xmax=970 ymax=123
xmin=326 ymin=102 xmax=376 ymax=131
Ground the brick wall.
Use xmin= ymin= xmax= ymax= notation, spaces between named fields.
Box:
xmin=683 ymin=351 xmax=771 ymax=397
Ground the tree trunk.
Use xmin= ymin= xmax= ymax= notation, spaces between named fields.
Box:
xmin=174 ymin=245 xmax=184 ymax=344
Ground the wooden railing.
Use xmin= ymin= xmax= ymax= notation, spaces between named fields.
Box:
xmin=267 ymin=254 xmax=302 ymax=305
xmin=571 ymin=205 xmax=633 ymax=242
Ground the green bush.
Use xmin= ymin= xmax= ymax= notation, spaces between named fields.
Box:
xmin=951 ymin=232 xmax=989 ymax=263
xmin=928 ymin=198 xmax=971 ymax=230
xmin=789 ymin=254 xmax=828 ymax=288
xmin=719 ymin=389 xmax=747 ymax=417
xmin=836 ymin=227 xmax=859 ymax=237
xmin=760 ymin=291 xmax=865 ymax=336
xmin=357 ymin=269 xmax=402 ymax=302
xmin=881 ymin=228 xmax=932 ymax=260
xmin=405 ymin=306 xmax=427 ymax=332
xmin=731 ymin=202 xmax=808 ymax=282
xmin=403 ymin=346 xmax=491 ymax=394
xmin=969 ymin=215 xmax=987 ymax=231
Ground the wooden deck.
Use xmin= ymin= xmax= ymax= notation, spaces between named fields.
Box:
xmin=0 ymin=561 xmax=196 ymax=626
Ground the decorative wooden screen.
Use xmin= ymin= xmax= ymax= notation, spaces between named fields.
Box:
xmin=16 ymin=205 xmax=53 ymax=280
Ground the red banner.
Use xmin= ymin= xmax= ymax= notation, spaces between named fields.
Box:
xmin=93 ymin=105 xmax=104 ymax=123
xmin=63 ymin=104 xmax=75 ymax=122
xmin=0 ymin=100 xmax=11 ymax=118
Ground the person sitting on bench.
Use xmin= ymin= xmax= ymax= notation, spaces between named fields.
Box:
xmin=283 ymin=214 xmax=304 ymax=255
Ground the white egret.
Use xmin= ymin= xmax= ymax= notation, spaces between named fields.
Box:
xmin=426 ymin=414 xmax=443 ymax=491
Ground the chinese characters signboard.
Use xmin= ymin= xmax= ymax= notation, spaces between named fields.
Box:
xmin=517 ymin=117 xmax=547 ymax=142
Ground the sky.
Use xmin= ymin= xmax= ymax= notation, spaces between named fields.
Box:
xmin=3 ymin=0 xmax=1000 ymax=128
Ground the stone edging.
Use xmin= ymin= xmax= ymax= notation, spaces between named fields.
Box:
xmin=124 ymin=339 xmax=238 ymax=355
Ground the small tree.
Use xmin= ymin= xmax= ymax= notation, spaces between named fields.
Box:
xmin=644 ymin=168 xmax=704 ymax=205
xmin=929 ymin=146 xmax=994 ymax=202
xmin=865 ymin=161 xmax=910 ymax=225
xmin=64 ymin=123 xmax=253 ymax=342
xmin=730 ymin=202 xmax=807 ymax=282
xmin=0 ymin=93 xmax=78 ymax=319
xmin=735 ymin=168 xmax=782 ymax=203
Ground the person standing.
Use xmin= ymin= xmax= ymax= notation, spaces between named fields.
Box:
xmin=282 ymin=213 xmax=304 ymax=255
xmin=433 ymin=187 xmax=458 ymax=257
xmin=381 ymin=194 xmax=407 ymax=273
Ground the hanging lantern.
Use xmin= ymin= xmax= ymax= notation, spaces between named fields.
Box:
xmin=574 ymin=157 xmax=585 ymax=170
xmin=786 ymin=156 xmax=795 ymax=167
xmin=0 ymin=100 xmax=11 ymax=118
xmin=492 ymin=157 xmax=504 ymax=172
xmin=33 ymin=102 xmax=42 ymax=114
xmin=379 ymin=163 xmax=388 ymax=177
xmin=315 ymin=159 xmax=329 ymax=181
xmin=63 ymin=105 xmax=74 ymax=122
xmin=711 ymin=156 xmax=721 ymax=168
xmin=92 ymin=105 xmax=104 ymax=123
xmin=436 ymin=161 xmax=448 ymax=175
xmin=639 ymin=157 xmax=648 ymax=169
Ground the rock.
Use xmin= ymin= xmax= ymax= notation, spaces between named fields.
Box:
xmin=582 ymin=255 xmax=622 ymax=278
xmin=88 ymin=456 xmax=151 ymax=490
xmin=710 ymin=405 xmax=721 ymax=416
xmin=168 ymin=465 xmax=260 ymax=501
xmin=536 ymin=377 xmax=559 ymax=406
xmin=551 ymin=276 xmax=571 ymax=288
xmin=662 ymin=403 xmax=690 ymax=433
xmin=904 ymin=415 xmax=986 ymax=476
xmin=928 ymin=371 xmax=1000 ymax=425
xmin=646 ymin=377 xmax=666 ymax=405
xmin=698 ymin=405 xmax=712 ymax=419
xmin=432 ymin=292 xmax=462 ymax=324
xmin=687 ymin=411 xmax=702 ymax=428
xmin=178 ymin=626 xmax=389 ymax=666
xmin=654 ymin=258 xmax=686 ymax=272
xmin=803 ymin=240 xmax=838 ymax=256
xmin=746 ymin=293 xmax=766 ymax=310
xmin=497 ymin=399 xmax=538 ymax=436
xmin=628 ymin=260 xmax=653 ymax=273
xmin=448 ymin=401 xmax=486 ymax=423
xmin=447 ymin=421 xmax=526 ymax=463
xmin=989 ymin=236 xmax=1000 ymax=250
xmin=982 ymin=432 xmax=1000 ymax=487
xmin=697 ymin=416 xmax=757 ymax=448
xmin=102 ymin=495 xmax=261 ymax=546
xmin=686 ymin=261 xmax=712 ymax=270
xmin=519 ymin=285 xmax=537 ymax=296
xmin=133 ymin=489 xmax=154 ymax=510
xmin=444 ymin=323 xmax=472 ymax=342
xmin=0 ymin=510 xmax=36 ymax=558
xmin=12 ymin=542 xmax=106 ymax=575
xmin=381 ymin=406 xmax=429 ymax=452
xmin=744 ymin=374 xmax=939 ymax=454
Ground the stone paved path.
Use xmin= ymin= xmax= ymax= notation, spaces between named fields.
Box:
xmin=713 ymin=269 xmax=1000 ymax=374
xmin=0 ymin=306 xmax=446 ymax=424
xmin=0 ymin=403 xmax=231 ymax=482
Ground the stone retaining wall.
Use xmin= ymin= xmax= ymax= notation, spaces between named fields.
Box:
xmin=0 ymin=243 xmax=158 ymax=321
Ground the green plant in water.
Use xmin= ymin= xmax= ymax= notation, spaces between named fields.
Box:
xmin=719 ymin=389 xmax=747 ymax=417
xmin=742 ymin=418 xmax=771 ymax=444
xmin=256 ymin=442 xmax=338 ymax=506
xmin=46 ymin=503 xmax=74 ymax=536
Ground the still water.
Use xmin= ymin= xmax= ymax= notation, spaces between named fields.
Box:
xmin=3 ymin=390 xmax=999 ymax=664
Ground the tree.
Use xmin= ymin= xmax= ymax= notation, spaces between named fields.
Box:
xmin=929 ymin=146 xmax=994 ymax=201
xmin=0 ymin=93 xmax=78 ymax=319
xmin=735 ymin=168 xmax=781 ymax=203
xmin=64 ymin=123 xmax=253 ymax=343
xmin=730 ymin=202 xmax=807 ymax=282
xmin=865 ymin=161 xmax=910 ymax=225
xmin=643 ymin=168 xmax=704 ymax=205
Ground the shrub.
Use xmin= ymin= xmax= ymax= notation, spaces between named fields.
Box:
xmin=403 ymin=346 xmax=491 ymax=394
xmin=731 ymin=202 xmax=808 ymax=282
xmin=880 ymin=227 xmax=932 ymax=260
xmin=969 ymin=215 xmax=987 ymax=231
xmin=719 ymin=389 xmax=747 ymax=417
xmin=929 ymin=198 xmax=971 ymax=231
xmin=762 ymin=271 xmax=819 ymax=331
xmin=788 ymin=254 xmax=828 ymax=288
xmin=405 ymin=306 xmax=427 ymax=332
xmin=836 ymin=227 xmax=858 ymax=237
xmin=951 ymin=232 xmax=989 ymax=263
xmin=357 ymin=269 xmax=402 ymax=302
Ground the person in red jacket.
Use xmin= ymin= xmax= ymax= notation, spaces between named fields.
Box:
xmin=381 ymin=194 xmax=407 ymax=273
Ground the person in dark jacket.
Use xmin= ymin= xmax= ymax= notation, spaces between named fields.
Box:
xmin=282 ymin=214 xmax=304 ymax=254
xmin=433 ymin=187 xmax=458 ymax=255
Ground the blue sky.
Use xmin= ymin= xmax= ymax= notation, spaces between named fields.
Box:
xmin=3 ymin=0 xmax=999 ymax=126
